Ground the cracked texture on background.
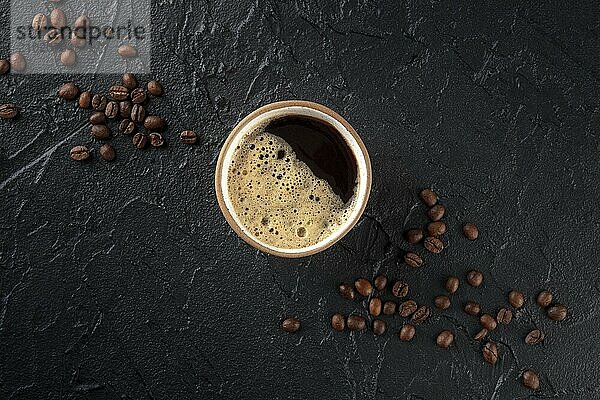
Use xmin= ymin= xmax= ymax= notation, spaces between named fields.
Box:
xmin=1 ymin=0 xmax=600 ymax=399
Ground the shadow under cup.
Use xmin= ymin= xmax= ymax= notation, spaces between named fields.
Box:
xmin=215 ymin=101 xmax=372 ymax=258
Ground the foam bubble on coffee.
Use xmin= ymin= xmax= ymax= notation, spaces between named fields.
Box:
xmin=227 ymin=127 xmax=357 ymax=249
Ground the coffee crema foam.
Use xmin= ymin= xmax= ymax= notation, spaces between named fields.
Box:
xmin=227 ymin=127 xmax=357 ymax=249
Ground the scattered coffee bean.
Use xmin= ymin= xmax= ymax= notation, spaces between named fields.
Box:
xmin=374 ymin=275 xmax=387 ymax=291
xmin=466 ymin=270 xmax=483 ymax=287
xmin=91 ymin=124 xmax=110 ymax=140
xmin=92 ymin=94 xmax=107 ymax=111
xmin=373 ymin=319 xmax=386 ymax=336
xmin=58 ymin=82 xmax=80 ymax=100
xmin=399 ymin=300 xmax=417 ymax=317
xmin=144 ymin=115 xmax=166 ymax=131
xmin=480 ymin=314 xmax=497 ymax=331
xmin=331 ymin=313 xmax=345 ymax=331
xmin=434 ymin=295 xmax=451 ymax=310
xmin=119 ymin=101 xmax=132 ymax=119
xmin=149 ymin=132 xmax=165 ymax=147
xmin=464 ymin=301 xmax=481 ymax=316
xmin=109 ymin=85 xmax=129 ymax=101
xmin=420 ymin=188 xmax=438 ymax=207
xmin=131 ymin=104 xmax=146 ymax=123
xmin=482 ymin=341 xmax=498 ymax=365
xmin=404 ymin=252 xmax=423 ymax=268
xmin=427 ymin=221 xmax=447 ymax=237
xmin=537 ymin=290 xmax=553 ymax=308
xmin=0 ymin=59 xmax=9 ymax=75
xmin=69 ymin=145 xmax=89 ymax=161
xmin=105 ymin=101 xmax=119 ymax=119
xmin=60 ymin=49 xmax=76 ymax=66
xmin=412 ymin=305 xmax=430 ymax=323
xmin=521 ymin=369 xmax=540 ymax=390
xmin=424 ymin=236 xmax=444 ymax=254
xmin=132 ymin=132 xmax=147 ymax=149
xmin=70 ymin=31 xmax=86 ymax=48
xmin=130 ymin=87 xmax=147 ymax=103
xmin=392 ymin=281 xmax=409 ymax=298
xmin=354 ymin=278 xmax=373 ymax=297
xmin=32 ymin=13 xmax=48 ymax=31
xmin=405 ymin=228 xmax=423 ymax=244
xmin=525 ymin=329 xmax=544 ymax=345
xmin=44 ymin=29 xmax=62 ymax=47
xmin=74 ymin=15 xmax=89 ymax=29
xmin=0 ymin=104 xmax=18 ymax=119
xmin=547 ymin=304 xmax=567 ymax=321
xmin=118 ymin=44 xmax=138 ymax=58
xmin=445 ymin=276 xmax=459 ymax=294
xmin=89 ymin=111 xmax=106 ymax=125
xmin=119 ymin=119 xmax=136 ymax=135
xmin=122 ymin=73 xmax=138 ymax=90
xmin=147 ymin=80 xmax=163 ymax=96
xmin=369 ymin=297 xmax=382 ymax=317
xmin=338 ymin=283 xmax=355 ymax=301
xmin=463 ymin=223 xmax=479 ymax=240
xmin=180 ymin=130 xmax=198 ymax=144
xmin=399 ymin=324 xmax=415 ymax=341
xmin=50 ymin=8 xmax=66 ymax=29
xmin=282 ymin=318 xmax=300 ymax=333
xmin=10 ymin=53 xmax=26 ymax=72
xmin=496 ymin=308 xmax=513 ymax=325
xmin=99 ymin=143 xmax=115 ymax=161
xmin=436 ymin=330 xmax=454 ymax=348
xmin=383 ymin=301 xmax=396 ymax=316
xmin=427 ymin=204 xmax=445 ymax=221
xmin=347 ymin=315 xmax=366 ymax=331
xmin=79 ymin=91 xmax=92 ymax=109
xmin=474 ymin=328 xmax=488 ymax=341
xmin=508 ymin=290 xmax=525 ymax=308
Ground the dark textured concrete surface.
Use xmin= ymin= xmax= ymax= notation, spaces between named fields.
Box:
xmin=1 ymin=1 xmax=600 ymax=399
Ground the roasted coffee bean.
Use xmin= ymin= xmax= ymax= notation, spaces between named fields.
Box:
xmin=70 ymin=31 xmax=86 ymax=48
xmin=420 ymin=188 xmax=438 ymax=207
xmin=44 ymin=29 xmax=62 ymax=46
xmin=463 ymin=223 xmax=479 ymax=240
xmin=521 ymin=369 xmax=540 ymax=390
xmin=404 ymin=252 xmax=423 ymax=268
xmin=537 ymin=290 xmax=553 ymax=308
xmin=0 ymin=59 xmax=9 ymax=75
xmin=412 ymin=305 xmax=430 ymax=323
xmin=74 ymin=15 xmax=89 ymax=29
xmin=118 ymin=44 xmax=138 ymax=58
xmin=434 ymin=295 xmax=451 ymax=310
xmin=445 ymin=276 xmax=459 ymax=294
xmin=525 ymin=329 xmax=544 ymax=345
xmin=424 ymin=236 xmax=444 ymax=254
xmin=32 ymin=13 xmax=48 ymax=31
xmin=427 ymin=221 xmax=447 ymax=237
xmin=0 ymin=104 xmax=18 ymax=119
xmin=338 ymin=283 xmax=355 ymax=301
xmin=50 ymin=8 xmax=66 ymax=29
xmin=149 ymin=132 xmax=165 ymax=147
xmin=392 ymin=281 xmax=409 ymax=298
xmin=369 ymin=297 xmax=382 ymax=317
xmin=130 ymin=87 xmax=146 ymax=103
xmin=70 ymin=145 xmax=89 ymax=161
xmin=130 ymin=104 xmax=146 ymax=123
xmin=372 ymin=319 xmax=386 ymax=336
xmin=147 ymin=80 xmax=163 ymax=96
xmin=436 ymin=330 xmax=454 ymax=348
xmin=547 ymin=304 xmax=567 ymax=321
xmin=427 ymin=204 xmax=445 ymax=221
xmin=496 ymin=308 xmax=513 ymax=325
xmin=374 ymin=275 xmax=387 ymax=291
xmin=331 ymin=313 xmax=345 ymax=331
xmin=109 ymin=85 xmax=129 ymax=101
xmin=383 ymin=301 xmax=396 ymax=316
xmin=466 ymin=270 xmax=483 ymax=287
xmin=119 ymin=101 xmax=132 ymax=118
xmin=91 ymin=124 xmax=110 ymax=139
xmin=144 ymin=115 xmax=166 ymax=131
xmin=405 ymin=228 xmax=423 ymax=244
xmin=10 ymin=52 xmax=26 ymax=72
xmin=282 ymin=318 xmax=300 ymax=333
xmin=480 ymin=314 xmax=497 ymax=331
xmin=60 ymin=49 xmax=76 ymax=66
xmin=122 ymin=73 xmax=138 ymax=90
xmin=99 ymin=143 xmax=115 ymax=161
xmin=180 ymin=130 xmax=198 ymax=144
xmin=132 ymin=132 xmax=147 ymax=149
xmin=119 ymin=119 xmax=136 ymax=135
xmin=464 ymin=301 xmax=481 ymax=316
xmin=474 ymin=328 xmax=488 ymax=341
xmin=58 ymin=82 xmax=79 ymax=100
xmin=354 ymin=278 xmax=373 ymax=297
xmin=399 ymin=324 xmax=415 ymax=341
xmin=482 ymin=341 xmax=498 ymax=365
xmin=79 ymin=91 xmax=92 ymax=108
xmin=89 ymin=111 xmax=106 ymax=125
xmin=92 ymin=94 xmax=107 ymax=111
xmin=347 ymin=315 xmax=366 ymax=331
xmin=508 ymin=290 xmax=525 ymax=308
xmin=399 ymin=300 xmax=417 ymax=317
xmin=105 ymin=101 xmax=119 ymax=119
